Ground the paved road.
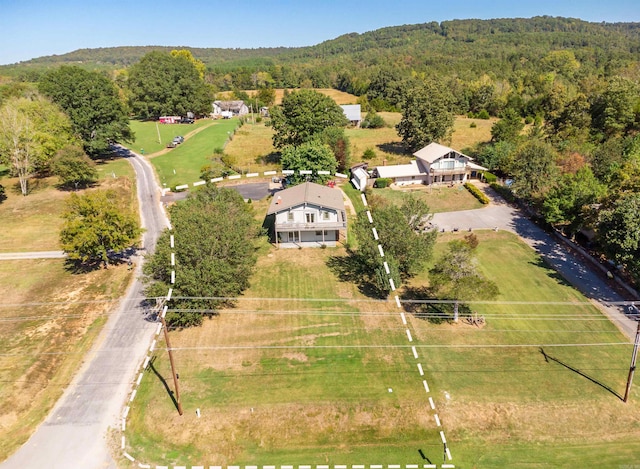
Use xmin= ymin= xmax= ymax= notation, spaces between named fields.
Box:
xmin=433 ymin=183 xmax=638 ymax=340
xmin=1 ymin=148 xmax=168 ymax=469
xmin=0 ymin=251 xmax=66 ymax=260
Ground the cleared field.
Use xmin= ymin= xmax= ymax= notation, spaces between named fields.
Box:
xmin=125 ymin=231 xmax=640 ymax=467
xmin=224 ymin=122 xmax=278 ymax=174
xmin=150 ymin=119 xmax=239 ymax=189
xmin=0 ymin=158 xmax=135 ymax=252
xmin=218 ymin=88 xmax=359 ymax=106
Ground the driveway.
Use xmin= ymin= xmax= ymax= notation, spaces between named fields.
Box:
xmin=161 ymin=182 xmax=273 ymax=204
xmin=433 ymin=183 xmax=638 ymax=340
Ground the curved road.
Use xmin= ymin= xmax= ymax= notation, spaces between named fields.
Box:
xmin=1 ymin=148 xmax=168 ymax=469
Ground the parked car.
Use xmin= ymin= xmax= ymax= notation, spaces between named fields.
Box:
xmin=180 ymin=117 xmax=195 ymax=124
xmin=166 ymin=142 xmax=176 ymax=148
xmin=173 ymin=136 xmax=184 ymax=145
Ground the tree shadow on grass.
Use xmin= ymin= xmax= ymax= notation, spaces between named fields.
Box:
xmin=326 ymin=253 xmax=386 ymax=299
xmin=539 ymin=347 xmax=623 ymax=401
xmin=376 ymin=141 xmax=410 ymax=156
xmin=529 ymin=257 xmax=574 ymax=287
xmin=148 ymin=356 xmax=181 ymax=412
xmin=401 ymin=286 xmax=471 ymax=324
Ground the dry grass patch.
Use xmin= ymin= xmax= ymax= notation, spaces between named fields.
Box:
xmin=224 ymin=123 xmax=277 ymax=174
xmin=0 ymin=260 xmax=134 ymax=460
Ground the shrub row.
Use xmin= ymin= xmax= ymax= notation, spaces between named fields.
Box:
xmin=374 ymin=178 xmax=393 ymax=188
xmin=490 ymin=182 xmax=516 ymax=203
xmin=483 ymin=172 xmax=498 ymax=184
xmin=464 ymin=182 xmax=490 ymax=204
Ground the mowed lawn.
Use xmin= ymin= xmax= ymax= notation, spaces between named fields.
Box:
xmin=150 ymin=118 xmax=239 ymax=189
xmin=126 ymin=231 xmax=640 ymax=467
xmin=368 ymin=184 xmax=484 ymax=213
xmin=126 ymin=119 xmax=215 ymax=155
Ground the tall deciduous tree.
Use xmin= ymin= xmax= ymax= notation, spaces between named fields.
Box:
xmin=590 ymin=77 xmax=640 ymax=140
xmin=510 ymin=140 xmax=559 ymax=202
xmin=490 ymin=107 xmax=524 ymax=143
xmin=319 ymin=127 xmax=351 ymax=172
xmin=143 ymin=185 xmax=262 ymax=328
xmin=127 ymin=51 xmax=211 ymax=119
xmin=280 ymin=142 xmax=337 ymax=185
xmin=354 ymin=195 xmax=435 ymax=295
xmin=541 ymin=166 xmax=606 ymax=236
xmin=429 ymin=239 xmax=499 ymax=322
xmin=270 ymin=89 xmax=348 ymax=149
xmin=0 ymin=96 xmax=76 ymax=195
xmin=598 ymin=193 xmax=640 ymax=283
xmin=396 ymin=80 xmax=455 ymax=152
xmin=60 ymin=189 xmax=141 ymax=267
xmin=39 ymin=66 xmax=132 ymax=156
xmin=52 ymin=145 xmax=98 ymax=189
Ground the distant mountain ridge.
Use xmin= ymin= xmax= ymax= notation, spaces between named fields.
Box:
xmin=3 ymin=16 xmax=640 ymax=81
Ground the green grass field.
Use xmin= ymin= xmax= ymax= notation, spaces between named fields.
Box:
xmin=149 ymin=119 xmax=239 ymax=189
xmin=125 ymin=231 xmax=640 ymax=468
xmin=126 ymin=119 xmax=215 ymax=155
xmin=368 ymin=184 xmax=484 ymax=213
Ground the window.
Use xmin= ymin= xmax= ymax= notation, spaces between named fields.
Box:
xmin=316 ymin=231 xmax=322 ymax=236
xmin=322 ymin=211 xmax=330 ymax=220
xmin=305 ymin=213 xmax=315 ymax=223
xmin=287 ymin=212 xmax=294 ymax=222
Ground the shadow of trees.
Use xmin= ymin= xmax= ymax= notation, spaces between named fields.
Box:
xmin=376 ymin=141 xmax=409 ymax=156
xmin=401 ymin=286 xmax=471 ymax=324
xmin=326 ymin=253 xmax=387 ymax=299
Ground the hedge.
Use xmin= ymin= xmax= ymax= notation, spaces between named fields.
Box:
xmin=464 ymin=182 xmax=490 ymax=204
xmin=483 ymin=172 xmax=498 ymax=184
xmin=374 ymin=178 xmax=393 ymax=188
xmin=490 ymin=182 xmax=516 ymax=203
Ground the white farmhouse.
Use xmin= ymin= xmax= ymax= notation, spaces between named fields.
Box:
xmin=266 ymin=182 xmax=347 ymax=247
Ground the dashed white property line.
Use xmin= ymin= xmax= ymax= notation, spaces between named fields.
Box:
xmin=149 ymin=339 xmax=156 ymax=352
xmin=361 ymin=194 xmax=368 ymax=206
xmin=406 ymin=464 xmax=419 ymax=468
xmin=417 ymin=363 xmax=424 ymax=375
xmin=366 ymin=210 xmax=373 ymax=223
xmin=423 ymin=380 xmax=430 ymax=393
xmin=406 ymin=329 xmax=413 ymax=342
xmin=129 ymin=389 xmax=137 ymax=402
xmin=121 ymin=417 xmax=126 ymax=431
xmin=429 ymin=396 xmax=435 ymax=409
xmin=372 ymin=227 xmax=379 ymax=240
xmin=378 ymin=244 xmax=385 ymax=257
xmin=123 ymin=452 xmax=134 ymax=462
xmin=142 ymin=355 xmax=150 ymax=369
xmin=370 ymin=465 xmax=383 ymax=469
xmin=317 ymin=466 xmax=328 ymax=469
xmin=170 ymin=270 xmax=175 ymax=284
xmin=383 ymin=261 xmax=390 ymax=274
xmin=123 ymin=406 xmax=130 ymax=418
xmin=121 ymin=435 xmax=125 ymax=449
xmin=156 ymin=322 xmax=163 ymax=335
xmin=411 ymin=346 xmax=418 ymax=359
xmin=388 ymin=465 xmax=401 ymax=469
xmin=440 ymin=431 xmax=447 ymax=444
xmin=389 ymin=278 xmax=396 ymax=291
xmin=395 ymin=296 xmax=402 ymax=308
xmin=434 ymin=414 xmax=441 ymax=427
xmin=138 ymin=463 xmax=151 ymax=468
xmin=353 ymin=465 xmax=365 ymax=469
xmin=446 ymin=448 xmax=453 ymax=461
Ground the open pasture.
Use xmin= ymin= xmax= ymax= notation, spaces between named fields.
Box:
xmin=125 ymin=231 xmax=640 ymax=467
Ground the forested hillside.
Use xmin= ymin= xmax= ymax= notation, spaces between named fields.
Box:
xmin=3 ymin=16 xmax=640 ymax=89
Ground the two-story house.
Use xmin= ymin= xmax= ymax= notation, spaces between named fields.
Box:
xmin=266 ymin=182 xmax=347 ymax=247
xmin=374 ymin=142 xmax=487 ymax=186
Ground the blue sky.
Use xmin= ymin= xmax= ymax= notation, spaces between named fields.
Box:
xmin=1 ymin=0 xmax=639 ymax=65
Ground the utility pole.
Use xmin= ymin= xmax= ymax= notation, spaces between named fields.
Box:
xmin=623 ymin=305 xmax=640 ymax=403
xmin=160 ymin=305 xmax=183 ymax=415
